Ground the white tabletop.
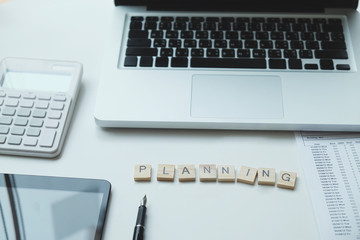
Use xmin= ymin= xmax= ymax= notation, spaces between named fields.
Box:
xmin=0 ymin=0 xmax=322 ymax=239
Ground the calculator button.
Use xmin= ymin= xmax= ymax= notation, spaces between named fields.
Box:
xmin=5 ymin=99 xmax=19 ymax=107
xmin=23 ymin=94 xmax=36 ymax=100
xmin=8 ymin=136 xmax=22 ymax=145
xmin=26 ymin=128 xmax=41 ymax=137
xmin=32 ymin=109 xmax=46 ymax=118
xmin=0 ymin=135 xmax=6 ymax=144
xmin=2 ymin=107 xmax=16 ymax=116
xmin=53 ymin=95 xmax=67 ymax=101
xmin=17 ymin=108 xmax=31 ymax=117
xmin=0 ymin=126 xmax=10 ymax=134
xmin=0 ymin=116 xmax=13 ymax=125
xmin=8 ymin=93 xmax=21 ymax=98
xmin=20 ymin=100 xmax=34 ymax=108
xmin=50 ymin=102 xmax=64 ymax=110
xmin=39 ymin=129 xmax=56 ymax=147
xmin=48 ymin=111 xmax=62 ymax=119
xmin=29 ymin=119 xmax=44 ymax=127
xmin=23 ymin=137 xmax=38 ymax=146
xmin=38 ymin=95 xmax=51 ymax=100
xmin=11 ymin=127 xmax=25 ymax=136
xmin=14 ymin=118 xmax=28 ymax=126
xmin=35 ymin=101 xmax=49 ymax=109
xmin=45 ymin=120 xmax=59 ymax=129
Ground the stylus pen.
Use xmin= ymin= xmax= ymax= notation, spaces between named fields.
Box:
xmin=133 ymin=195 xmax=147 ymax=240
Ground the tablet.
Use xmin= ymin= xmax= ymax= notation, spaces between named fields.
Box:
xmin=0 ymin=173 xmax=111 ymax=240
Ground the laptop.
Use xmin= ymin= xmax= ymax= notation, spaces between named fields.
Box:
xmin=94 ymin=0 xmax=360 ymax=131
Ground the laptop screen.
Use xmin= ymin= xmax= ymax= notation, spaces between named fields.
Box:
xmin=115 ymin=0 xmax=358 ymax=11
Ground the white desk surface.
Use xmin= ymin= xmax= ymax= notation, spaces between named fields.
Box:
xmin=0 ymin=0 xmax=336 ymax=239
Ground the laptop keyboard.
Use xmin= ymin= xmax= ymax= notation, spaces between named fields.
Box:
xmin=123 ymin=16 xmax=351 ymax=71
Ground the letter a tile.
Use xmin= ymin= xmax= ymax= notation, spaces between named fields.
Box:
xmin=277 ymin=170 xmax=297 ymax=190
xmin=134 ymin=164 xmax=152 ymax=182
xmin=157 ymin=164 xmax=175 ymax=181
xmin=178 ymin=164 xmax=196 ymax=182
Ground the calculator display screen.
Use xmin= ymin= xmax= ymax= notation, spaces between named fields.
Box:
xmin=2 ymin=71 xmax=71 ymax=92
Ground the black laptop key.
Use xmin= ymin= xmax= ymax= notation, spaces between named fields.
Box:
xmin=241 ymin=32 xmax=254 ymax=40
xmin=269 ymin=59 xmax=286 ymax=69
xmin=238 ymin=49 xmax=251 ymax=58
xmin=278 ymin=23 xmax=290 ymax=31
xmin=151 ymin=31 xmax=163 ymax=38
xmin=146 ymin=16 xmax=159 ymax=21
xmin=299 ymin=50 xmax=313 ymax=58
xmin=248 ymin=23 xmax=261 ymax=31
xmin=184 ymin=40 xmax=197 ymax=48
xmin=306 ymin=41 xmax=319 ymax=49
xmin=320 ymin=59 xmax=334 ymax=70
xmin=160 ymin=48 xmax=173 ymax=57
xmin=130 ymin=21 xmax=142 ymax=30
xmin=140 ymin=57 xmax=153 ymax=67
xmin=322 ymin=24 xmax=343 ymax=32
xmin=313 ymin=18 xmax=326 ymax=24
xmin=332 ymin=32 xmax=345 ymax=41
xmin=275 ymin=41 xmax=288 ymax=49
xmin=317 ymin=32 xmax=329 ymax=41
xmin=288 ymin=59 xmax=302 ymax=69
xmin=207 ymin=17 xmax=220 ymax=22
xmin=174 ymin=22 xmax=187 ymax=30
xmin=233 ymin=23 xmax=246 ymax=31
xmin=304 ymin=63 xmax=319 ymax=70
xmin=293 ymin=23 xmax=305 ymax=31
xmin=166 ymin=31 xmax=179 ymax=38
xmin=189 ymin=22 xmax=201 ymax=30
xmin=260 ymin=40 xmax=273 ymax=48
xmin=124 ymin=56 xmax=138 ymax=67
xmin=153 ymin=39 xmax=166 ymax=47
xmin=218 ymin=22 xmax=231 ymax=31
xmin=145 ymin=21 xmax=157 ymax=30
xmin=245 ymin=40 xmax=258 ymax=49
xmin=176 ymin=48 xmax=189 ymax=57
xmin=271 ymin=32 xmax=284 ymax=40
xmin=127 ymin=39 xmax=151 ymax=47
xmin=286 ymin=32 xmax=299 ymax=40
xmin=321 ymin=41 xmax=346 ymax=50
xmin=181 ymin=31 xmax=194 ymax=39
xmin=131 ymin=16 xmax=144 ymax=21
xmin=191 ymin=17 xmax=205 ymax=22
xmin=229 ymin=40 xmax=242 ymax=48
xmin=267 ymin=17 xmax=280 ymax=23
xmin=159 ymin=22 xmax=172 ymax=30
xmin=129 ymin=30 xmax=148 ymax=38
xmin=221 ymin=17 xmax=235 ymax=22
xmin=263 ymin=23 xmax=275 ymax=31
xmin=282 ymin=18 xmax=296 ymax=23
xmin=336 ymin=64 xmax=351 ymax=70
xmin=171 ymin=57 xmax=188 ymax=67
xmin=126 ymin=47 xmax=157 ymax=56
xmin=301 ymin=32 xmax=314 ymax=40
xmin=252 ymin=17 xmax=265 ymax=23
xmin=314 ymin=50 xmax=348 ymax=59
xmin=211 ymin=31 xmax=224 ymax=39
xmin=161 ymin=17 xmax=174 ymax=21
xmin=207 ymin=49 xmax=220 ymax=57
xmin=256 ymin=32 xmax=269 ymax=40
xmin=204 ymin=22 xmax=217 ymax=30
xmin=328 ymin=18 xmax=342 ymax=25
xmin=191 ymin=49 xmax=204 ymax=57
xmin=308 ymin=24 xmax=321 ymax=32
xmin=290 ymin=41 xmax=304 ymax=49
xmin=176 ymin=17 xmax=189 ymax=22
xmin=199 ymin=40 xmax=212 ymax=48
xmin=169 ymin=39 xmax=181 ymax=48
xmin=297 ymin=18 xmax=311 ymax=24
xmin=268 ymin=50 xmax=282 ymax=58
xmin=191 ymin=58 xmax=266 ymax=68
xmin=222 ymin=49 xmax=235 ymax=57
xmin=214 ymin=40 xmax=227 ymax=48
xmin=226 ymin=31 xmax=239 ymax=39
xmin=155 ymin=57 xmax=169 ymax=67
xmin=284 ymin=49 xmax=297 ymax=58
xmin=252 ymin=49 xmax=266 ymax=58
xmin=196 ymin=31 xmax=209 ymax=39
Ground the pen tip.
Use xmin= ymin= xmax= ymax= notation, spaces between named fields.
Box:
xmin=141 ymin=195 xmax=147 ymax=206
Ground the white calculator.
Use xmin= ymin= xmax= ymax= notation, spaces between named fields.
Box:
xmin=0 ymin=58 xmax=82 ymax=158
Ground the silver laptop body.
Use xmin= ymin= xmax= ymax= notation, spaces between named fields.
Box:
xmin=95 ymin=0 xmax=360 ymax=131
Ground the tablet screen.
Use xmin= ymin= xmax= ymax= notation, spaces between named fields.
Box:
xmin=0 ymin=174 xmax=111 ymax=240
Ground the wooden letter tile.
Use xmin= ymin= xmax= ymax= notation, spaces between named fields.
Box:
xmin=134 ymin=164 xmax=152 ymax=182
xmin=218 ymin=165 xmax=235 ymax=182
xmin=258 ymin=168 xmax=276 ymax=186
xmin=157 ymin=164 xmax=175 ymax=181
xmin=199 ymin=164 xmax=217 ymax=182
xmin=237 ymin=165 xmax=258 ymax=185
xmin=178 ymin=164 xmax=196 ymax=182
xmin=277 ymin=171 xmax=297 ymax=190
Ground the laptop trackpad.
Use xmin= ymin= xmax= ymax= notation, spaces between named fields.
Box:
xmin=191 ymin=75 xmax=284 ymax=119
